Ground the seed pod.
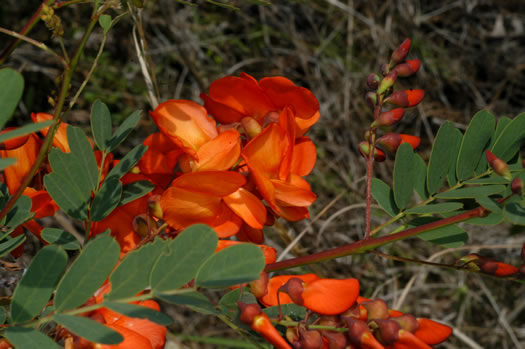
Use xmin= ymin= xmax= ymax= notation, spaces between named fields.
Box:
xmin=391 ymin=38 xmax=411 ymax=65
xmin=385 ymin=89 xmax=424 ymax=107
xmin=393 ymin=59 xmax=421 ymax=77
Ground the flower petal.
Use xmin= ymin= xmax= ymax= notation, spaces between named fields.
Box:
xmin=290 ymin=137 xmax=317 ymax=176
xmin=259 ymin=77 xmax=319 ymax=119
xmin=272 ymin=176 xmax=316 ymax=207
xmin=223 ymin=188 xmax=266 ymax=229
xmin=193 ymin=130 xmax=241 ymax=172
xmin=259 ymin=274 xmax=320 ymax=307
xmin=302 ymin=278 xmax=360 ymax=315
xmin=172 ymin=171 xmax=246 ymax=197
xmin=150 ymin=100 xmax=217 ymax=157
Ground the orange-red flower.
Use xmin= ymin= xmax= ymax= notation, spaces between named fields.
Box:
xmin=201 ymin=73 xmax=320 ymax=136
xmin=31 ymin=112 xmax=70 ymax=152
xmin=75 ymin=283 xmax=166 ymax=349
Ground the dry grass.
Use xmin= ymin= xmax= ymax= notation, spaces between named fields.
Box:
xmin=2 ymin=0 xmax=525 ymax=348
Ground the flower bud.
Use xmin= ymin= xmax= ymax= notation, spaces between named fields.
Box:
xmin=400 ymin=134 xmax=421 ymax=150
xmin=391 ymin=314 xmax=419 ymax=333
xmin=521 ymin=243 xmax=525 ymax=263
xmin=372 ymin=108 xmax=404 ymax=127
xmin=320 ymin=330 xmax=347 ymax=349
xmin=344 ymin=318 xmax=383 ymax=348
xmin=359 ymin=141 xmax=386 ymax=162
xmin=376 ymin=133 xmax=402 ymax=153
xmin=237 ymin=302 xmax=261 ymax=324
xmin=148 ymin=195 xmax=163 ymax=219
xmin=485 ymin=150 xmax=512 ymax=180
xmin=381 ymin=63 xmax=390 ymax=76
xmin=361 ymin=299 xmax=389 ymax=320
xmin=391 ymin=38 xmax=411 ymax=65
xmin=393 ymin=59 xmax=421 ymax=77
xmin=297 ymin=327 xmax=323 ymax=349
xmin=365 ymin=91 xmax=377 ymax=107
xmin=341 ymin=303 xmax=367 ymax=321
xmin=249 ymin=272 xmax=269 ymax=299
xmin=367 ymin=74 xmax=381 ymax=90
xmin=377 ymin=71 xmax=397 ymax=95
xmin=511 ymin=177 xmax=523 ymax=195
xmin=241 ymin=116 xmax=262 ymax=138
xmin=279 ymin=278 xmax=305 ymax=306
xmin=132 ymin=214 xmax=151 ymax=237
xmin=384 ymin=89 xmax=424 ymax=107
xmin=372 ymin=319 xmax=400 ymax=345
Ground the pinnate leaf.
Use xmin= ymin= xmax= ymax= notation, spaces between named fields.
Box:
xmin=103 ymin=301 xmax=173 ymax=325
xmin=53 ymin=314 xmax=123 ymax=344
xmin=393 ymin=143 xmax=416 ymax=209
xmin=90 ymin=176 xmax=122 ymax=221
xmin=427 ymin=122 xmax=462 ymax=194
xmin=5 ymin=327 xmax=61 ymax=349
xmin=371 ymin=178 xmax=399 ymax=217
xmin=41 ymin=228 xmax=80 ymax=250
xmin=0 ymin=68 xmax=24 ymax=129
xmin=90 ymin=99 xmax=112 ymax=151
xmin=108 ymin=110 xmax=142 ymax=151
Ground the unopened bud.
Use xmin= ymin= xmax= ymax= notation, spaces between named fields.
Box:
xmin=320 ymin=330 xmax=347 ymax=349
xmin=391 ymin=38 xmax=411 ymax=66
xmin=391 ymin=314 xmax=419 ymax=333
xmin=249 ymin=272 xmax=269 ymax=299
xmin=372 ymin=319 xmax=400 ymax=345
xmin=298 ymin=327 xmax=323 ymax=349
xmin=511 ymin=177 xmax=523 ymax=195
xmin=318 ymin=315 xmax=339 ymax=327
xmin=359 ymin=141 xmax=386 ymax=162
xmin=361 ymin=299 xmax=389 ymax=320
xmin=279 ymin=278 xmax=304 ymax=306
xmin=132 ymin=214 xmax=152 ymax=237
xmin=372 ymin=108 xmax=404 ymax=127
xmin=367 ymin=74 xmax=381 ymax=90
xmin=485 ymin=150 xmax=511 ymax=180
xmin=521 ymin=243 xmax=525 ymax=263
xmin=399 ymin=134 xmax=421 ymax=150
xmin=377 ymin=71 xmax=398 ymax=95
xmin=365 ymin=91 xmax=377 ymax=107
xmin=241 ymin=116 xmax=262 ymax=138
xmin=393 ymin=59 xmax=421 ymax=77
xmin=341 ymin=303 xmax=367 ymax=321
xmin=384 ymin=89 xmax=424 ymax=107
xmin=380 ymin=63 xmax=390 ymax=76
xmin=148 ymin=195 xmax=163 ymax=219
xmin=376 ymin=133 xmax=402 ymax=153
xmin=237 ymin=302 xmax=261 ymax=324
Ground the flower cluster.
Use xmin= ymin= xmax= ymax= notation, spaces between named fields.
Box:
xmin=240 ymin=273 xmax=453 ymax=349
xmin=360 ymin=38 xmax=423 ymax=162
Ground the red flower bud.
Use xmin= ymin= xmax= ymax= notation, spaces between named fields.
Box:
xmin=373 ymin=108 xmax=405 ymax=127
xmin=393 ymin=59 xmax=421 ymax=77
xmin=320 ymin=330 xmax=347 ymax=349
xmin=297 ymin=327 xmax=323 ymax=349
xmin=485 ymin=150 xmax=511 ymax=180
xmin=372 ymin=319 xmax=400 ymax=345
xmin=377 ymin=71 xmax=397 ymax=95
xmin=359 ymin=141 xmax=386 ymax=162
xmin=250 ymin=272 xmax=269 ymax=299
xmin=344 ymin=318 xmax=384 ymax=349
xmin=391 ymin=314 xmax=419 ymax=333
xmin=367 ymin=74 xmax=381 ymax=90
xmin=279 ymin=278 xmax=305 ymax=306
xmin=511 ymin=177 xmax=523 ymax=195
xmin=482 ymin=261 xmax=518 ymax=277
xmin=391 ymin=38 xmax=411 ymax=65
xmin=385 ymin=89 xmax=424 ymax=107
xmin=238 ymin=302 xmax=292 ymax=349
xmin=361 ymin=299 xmax=389 ymax=320
xmin=376 ymin=133 xmax=402 ymax=153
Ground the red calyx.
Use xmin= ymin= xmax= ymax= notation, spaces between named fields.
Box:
xmin=385 ymin=89 xmax=424 ymax=107
xmin=373 ymin=108 xmax=405 ymax=127
xmin=393 ymin=59 xmax=421 ymax=77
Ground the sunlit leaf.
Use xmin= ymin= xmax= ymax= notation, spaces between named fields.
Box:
xmin=41 ymin=228 xmax=80 ymax=250
xmin=427 ymin=122 xmax=462 ymax=194
xmin=413 ymin=154 xmax=429 ymax=200
xmin=55 ymin=233 xmax=120 ymax=311
xmin=54 ymin=314 xmax=123 ymax=345
xmin=151 ymin=224 xmax=217 ymax=293
xmin=103 ymin=301 xmax=173 ymax=325
xmin=5 ymin=327 xmax=61 ymax=349
xmin=195 ymin=244 xmax=265 ymax=288
xmin=491 ymin=112 xmax=525 ymax=161
xmin=10 ymin=245 xmax=67 ymax=323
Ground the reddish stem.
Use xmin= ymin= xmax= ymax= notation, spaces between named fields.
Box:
xmin=265 ymin=205 xmax=486 ymax=272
